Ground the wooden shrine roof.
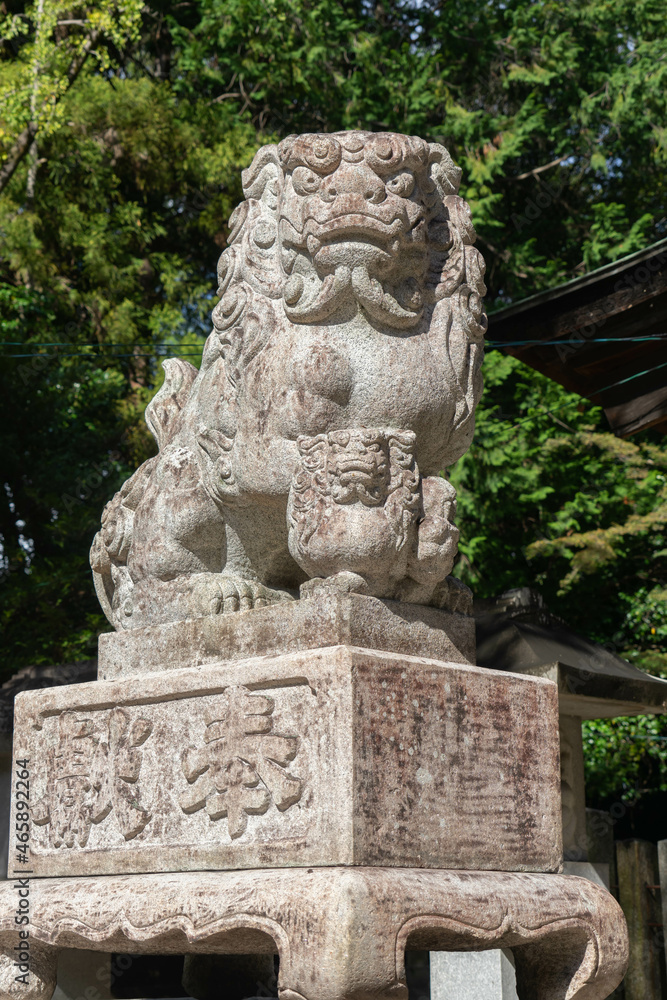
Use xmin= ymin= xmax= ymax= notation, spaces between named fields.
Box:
xmin=488 ymin=238 xmax=667 ymax=436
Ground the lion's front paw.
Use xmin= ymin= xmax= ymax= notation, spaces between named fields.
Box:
xmin=300 ymin=571 xmax=369 ymax=600
xmin=190 ymin=574 xmax=294 ymax=616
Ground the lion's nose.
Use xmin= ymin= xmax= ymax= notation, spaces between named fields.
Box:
xmin=321 ymin=164 xmax=386 ymax=205
xmin=363 ymin=180 xmax=386 ymax=204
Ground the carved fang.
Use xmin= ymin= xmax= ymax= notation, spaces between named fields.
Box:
xmin=351 ymin=266 xmax=424 ymax=329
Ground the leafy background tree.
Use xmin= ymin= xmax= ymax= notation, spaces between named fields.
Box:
xmin=2 ymin=0 xmax=666 ymax=831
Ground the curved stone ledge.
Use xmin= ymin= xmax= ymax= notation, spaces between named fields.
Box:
xmin=0 ymin=868 xmax=627 ymax=1000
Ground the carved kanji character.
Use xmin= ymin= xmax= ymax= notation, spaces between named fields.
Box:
xmin=33 ymin=708 xmax=152 ymax=848
xmin=180 ymin=686 xmax=303 ymax=838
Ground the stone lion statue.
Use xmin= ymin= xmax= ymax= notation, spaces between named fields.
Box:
xmin=90 ymin=130 xmax=487 ymax=629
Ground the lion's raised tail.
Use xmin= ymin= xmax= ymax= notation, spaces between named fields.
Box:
xmin=90 ymin=358 xmax=199 ymax=628
xmin=145 ymin=357 xmax=199 ymax=451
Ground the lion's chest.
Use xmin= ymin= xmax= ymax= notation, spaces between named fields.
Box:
xmin=251 ymin=322 xmax=448 ymax=458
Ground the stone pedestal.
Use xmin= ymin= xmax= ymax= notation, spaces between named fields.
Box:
xmin=10 ymin=641 xmax=561 ymax=878
xmin=0 ymin=868 xmax=627 ymax=1000
xmin=429 ymin=864 xmax=613 ymax=1000
xmin=96 ymin=592 xmax=476 ymax=679
xmin=1 ymin=600 xmax=628 ymax=1000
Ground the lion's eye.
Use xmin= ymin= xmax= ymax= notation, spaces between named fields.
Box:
xmin=292 ymin=166 xmax=321 ymax=196
xmin=386 ymin=171 xmax=415 ymax=198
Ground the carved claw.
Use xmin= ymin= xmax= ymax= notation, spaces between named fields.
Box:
xmin=190 ymin=574 xmax=294 ymax=617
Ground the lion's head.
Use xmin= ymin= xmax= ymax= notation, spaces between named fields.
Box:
xmin=211 ymin=130 xmax=486 ymax=336
xmin=276 ymin=131 xmax=462 ymax=328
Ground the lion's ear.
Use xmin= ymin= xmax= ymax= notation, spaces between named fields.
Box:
xmin=428 ymin=143 xmax=462 ymax=198
xmin=241 ymin=144 xmax=282 ymax=212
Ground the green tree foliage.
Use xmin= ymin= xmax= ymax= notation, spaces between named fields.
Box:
xmin=0 ymin=284 xmax=139 ymax=665
xmin=1 ymin=0 xmax=667 ymax=815
xmin=451 ymin=355 xmax=667 ymax=631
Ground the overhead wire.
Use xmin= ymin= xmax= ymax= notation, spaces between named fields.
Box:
xmin=3 ymin=351 xmax=203 ymax=358
xmin=487 ymin=335 xmax=667 ymax=347
xmin=2 ymin=331 xmax=667 ymax=355
xmin=501 ymin=358 xmax=667 ymax=429
xmin=3 ymin=333 xmax=667 ymax=357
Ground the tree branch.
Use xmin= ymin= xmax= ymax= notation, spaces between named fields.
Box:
xmin=513 ymin=154 xmax=569 ymax=182
xmin=0 ymin=123 xmax=38 ymax=193
xmin=0 ymin=27 xmax=100 ymax=196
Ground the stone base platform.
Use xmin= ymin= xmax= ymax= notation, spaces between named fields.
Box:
xmin=0 ymin=868 xmax=628 ymax=1000
xmin=11 ymin=646 xmax=561 ymax=877
xmin=97 ymin=591 xmax=476 ymax=679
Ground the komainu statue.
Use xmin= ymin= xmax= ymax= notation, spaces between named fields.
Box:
xmin=90 ymin=131 xmax=487 ymax=629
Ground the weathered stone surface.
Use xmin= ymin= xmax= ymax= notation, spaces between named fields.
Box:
xmin=0 ymin=660 xmax=97 ymax=751
xmin=431 ymin=862 xmax=615 ymax=1000
xmin=97 ymin=590 xmax=475 ymax=679
xmin=90 ymin=131 xmax=486 ymax=630
xmin=10 ymin=647 xmax=561 ymax=877
xmin=659 ymin=840 xmax=667 ymax=991
xmin=586 ymin=808 xmax=615 ymax=869
xmin=562 ymin=861 xmax=610 ymax=890
xmin=0 ymin=868 xmax=629 ymax=1000
xmin=0 ymin=937 xmax=57 ymax=1000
